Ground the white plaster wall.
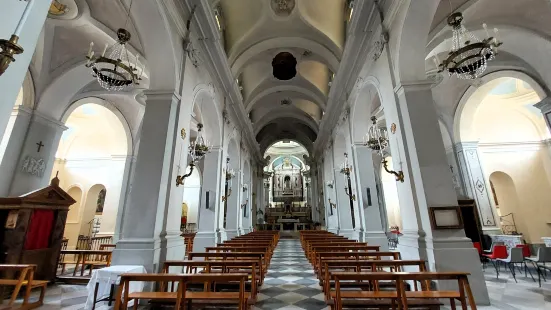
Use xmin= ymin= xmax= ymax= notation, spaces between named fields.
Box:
xmin=53 ymin=157 xmax=126 ymax=245
xmin=381 ymin=157 xmax=401 ymax=228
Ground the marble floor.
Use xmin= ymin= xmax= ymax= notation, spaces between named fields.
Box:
xmin=24 ymin=240 xmax=551 ymax=309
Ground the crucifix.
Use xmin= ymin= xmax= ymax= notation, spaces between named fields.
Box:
xmin=36 ymin=141 xmax=44 ymax=152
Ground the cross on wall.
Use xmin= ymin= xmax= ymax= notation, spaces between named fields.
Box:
xmin=36 ymin=141 xmax=44 ymax=152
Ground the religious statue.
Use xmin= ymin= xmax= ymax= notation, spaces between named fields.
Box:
xmin=95 ymin=189 xmax=106 ymax=214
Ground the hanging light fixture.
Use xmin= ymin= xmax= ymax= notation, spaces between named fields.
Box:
xmin=364 ymin=116 xmax=404 ymax=182
xmin=437 ymin=12 xmax=502 ymax=80
xmin=85 ymin=0 xmax=142 ymax=91
xmin=0 ymin=0 xmax=34 ymax=76
xmin=176 ymin=123 xmax=211 ymax=186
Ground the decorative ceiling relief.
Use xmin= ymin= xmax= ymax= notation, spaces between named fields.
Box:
xmin=272 ymin=52 xmax=297 ymax=80
xmin=271 ymin=0 xmax=296 ymax=16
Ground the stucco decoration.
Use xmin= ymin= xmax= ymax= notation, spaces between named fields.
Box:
xmin=271 ymin=0 xmax=295 ymax=16
xmin=21 ymin=156 xmax=46 ymax=177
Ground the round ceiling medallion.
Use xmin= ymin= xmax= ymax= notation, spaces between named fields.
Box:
xmin=272 ymin=52 xmax=297 ymax=80
xmin=271 ymin=0 xmax=295 ymax=16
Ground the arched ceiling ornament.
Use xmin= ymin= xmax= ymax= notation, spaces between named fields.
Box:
xmin=271 ymin=0 xmax=295 ymax=16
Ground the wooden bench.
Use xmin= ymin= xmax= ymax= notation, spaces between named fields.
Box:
xmin=206 ymin=247 xmax=272 ymax=265
xmin=185 ymin=273 xmax=249 ymax=310
xmin=322 ymin=260 xmax=427 ymax=302
xmin=331 ymin=272 xmax=476 ymax=310
xmin=0 ymin=265 xmax=48 ymax=309
xmin=308 ymin=245 xmax=381 ymax=264
xmin=187 ymin=252 xmax=265 ymax=284
xmin=115 ymin=273 xmax=184 ymax=309
xmin=58 ymin=250 xmax=112 ymax=277
xmin=315 ymin=251 xmax=401 ymax=279
xmin=163 ymin=260 xmax=259 ymax=306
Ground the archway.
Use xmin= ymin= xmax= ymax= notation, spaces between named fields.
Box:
xmin=489 ymin=172 xmax=523 ymax=236
xmin=52 ymin=102 xmax=129 ymax=247
xmin=182 ymin=167 xmax=201 ymax=232
xmin=456 ymin=75 xmax=551 ymax=243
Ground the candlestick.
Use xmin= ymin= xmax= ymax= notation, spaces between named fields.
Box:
xmin=14 ymin=0 xmax=34 ymax=37
xmin=87 ymin=42 xmax=94 ymax=58
xmin=134 ymin=54 xmax=139 ymax=70
xmin=483 ymin=23 xmax=489 ymax=37
xmin=101 ymin=44 xmax=108 ymax=57
xmin=493 ymin=27 xmax=499 ymax=41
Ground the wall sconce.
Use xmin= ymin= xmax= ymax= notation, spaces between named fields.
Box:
xmin=0 ymin=0 xmax=34 ymax=76
xmin=328 ymin=198 xmax=337 ymax=208
xmin=242 ymin=184 xmax=248 ymax=192
xmin=365 ymin=116 xmax=405 ymax=183
xmin=326 ymin=180 xmax=334 ymax=188
xmin=241 ymin=199 xmax=249 ymax=208
xmin=176 ymin=162 xmax=195 ymax=187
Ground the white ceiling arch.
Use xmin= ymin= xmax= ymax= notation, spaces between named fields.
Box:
xmin=253 ymin=110 xmax=319 ymax=136
xmin=245 ymin=81 xmax=326 ymax=113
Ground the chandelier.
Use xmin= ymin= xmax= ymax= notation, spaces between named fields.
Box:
xmin=188 ymin=123 xmax=211 ymax=162
xmin=437 ymin=12 xmax=502 ymax=80
xmin=84 ymin=0 xmax=142 ymax=91
xmin=364 ymin=116 xmax=404 ymax=182
xmin=85 ymin=28 xmax=142 ymax=91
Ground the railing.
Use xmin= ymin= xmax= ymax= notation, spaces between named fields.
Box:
xmin=499 ymin=213 xmax=520 ymax=235
xmin=76 ymin=235 xmax=113 ymax=250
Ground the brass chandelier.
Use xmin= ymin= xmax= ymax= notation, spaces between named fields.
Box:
xmin=437 ymin=12 xmax=502 ymax=80
xmin=85 ymin=0 xmax=142 ymax=91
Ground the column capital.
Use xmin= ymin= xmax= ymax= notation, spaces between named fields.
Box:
xmin=393 ymin=80 xmax=434 ymax=96
xmin=32 ymin=111 xmax=68 ymax=131
xmin=143 ymin=90 xmax=181 ymax=102
xmin=534 ymin=97 xmax=551 ymax=113
xmin=454 ymin=141 xmax=479 ymax=152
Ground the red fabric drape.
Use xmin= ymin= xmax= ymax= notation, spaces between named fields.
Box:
xmin=24 ymin=210 xmax=54 ymax=250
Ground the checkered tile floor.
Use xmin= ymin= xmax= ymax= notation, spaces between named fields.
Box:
xmin=251 ymin=239 xmax=328 ymax=310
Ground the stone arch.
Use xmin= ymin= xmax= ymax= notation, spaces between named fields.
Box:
xmin=350 ymin=82 xmax=382 ymax=144
xmin=453 ymin=70 xmax=547 ymax=143
xmin=60 ymin=97 xmax=134 ymax=156
xmin=395 ymin=1 xmax=440 ymax=82
xmin=191 ymin=86 xmax=223 ymax=147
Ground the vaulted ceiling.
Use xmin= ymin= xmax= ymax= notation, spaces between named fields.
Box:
xmin=216 ymin=0 xmax=349 ymax=154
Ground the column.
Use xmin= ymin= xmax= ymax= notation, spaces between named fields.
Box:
xmin=351 ymin=143 xmax=388 ymax=249
xmin=113 ymin=155 xmax=137 ymax=242
xmin=333 ymin=153 xmax=358 ymax=240
xmin=8 ymin=112 xmax=67 ymax=196
xmin=0 ymin=106 xmax=33 ymax=195
xmin=322 ymin=153 xmax=338 ymax=233
xmin=225 ymin=166 xmax=241 ymax=239
xmin=392 ymin=82 xmax=489 ymax=304
xmin=0 ymin=1 xmax=51 ymax=140
xmin=194 ymin=147 xmax=223 ymax=251
xmin=111 ymin=91 xmax=182 ymax=272
xmin=455 ymin=142 xmax=500 ymax=233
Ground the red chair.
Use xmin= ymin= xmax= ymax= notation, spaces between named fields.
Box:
xmin=473 ymin=242 xmax=482 ymax=255
xmin=516 ymin=244 xmax=531 ymax=258
xmin=483 ymin=245 xmax=508 ymax=277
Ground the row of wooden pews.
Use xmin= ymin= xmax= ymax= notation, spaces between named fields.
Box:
xmin=300 ymin=230 xmax=478 ymax=310
xmin=114 ymin=231 xmax=279 ymax=309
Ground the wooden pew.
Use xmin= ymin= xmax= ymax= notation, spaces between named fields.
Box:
xmin=115 ymin=273 xmax=185 ymax=310
xmin=331 ymin=272 xmax=476 ymax=310
xmin=315 ymin=251 xmax=401 ymax=279
xmin=57 ymin=250 xmax=112 ymax=278
xmin=206 ymin=246 xmax=272 ymax=264
xmin=322 ymin=260 xmax=427 ymax=302
xmin=0 ymin=265 xmax=48 ymax=309
xmin=184 ymin=273 xmax=249 ymax=310
xmin=308 ymin=245 xmax=380 ymax=264
xmin=163 ymin=260 xmax=259 ymax=306
xmin=187 ymin=252 xmax=265 ymax=284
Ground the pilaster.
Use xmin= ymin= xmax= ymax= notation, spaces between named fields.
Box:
xmin=112 ymin=91 xmax=183 ymax=272
xmin=352 ymin=144 xmax=388 ymax=249
xmin=455 ymin=142 xmax=500 ymax=233
xmin=392 ymin=82 xmax=489 ymax=304
xmin=9 ymin=111 xmax=68 ymax=196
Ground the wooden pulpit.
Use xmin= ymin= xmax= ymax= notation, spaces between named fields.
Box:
xmin=0 ymin=176 xmax=75 ymax=281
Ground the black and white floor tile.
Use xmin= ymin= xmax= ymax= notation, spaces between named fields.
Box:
xmin=25 ymin=239 xmax=551 ymax=309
